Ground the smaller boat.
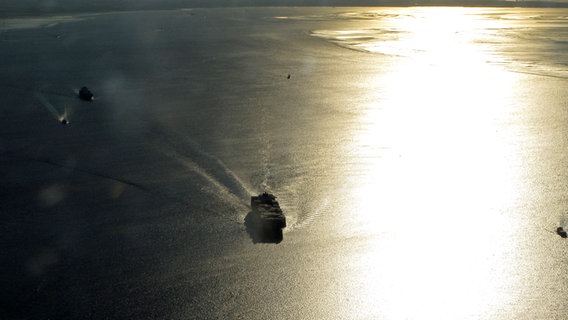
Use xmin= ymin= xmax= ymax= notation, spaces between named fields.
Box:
xmin=60 ymin=118 xmax=68 ymax=125
xmin=557 ymin=227 xmax=567 ymax=238
xmin=78 ymin=86 xmax=94 ymax=101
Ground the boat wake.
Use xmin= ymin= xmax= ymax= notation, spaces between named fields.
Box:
xmin=251 ymin=103 xmax=331 ymax=233
xmin=147 ymin=126 xmax=252 ymax=214
xmin=256 ymin=103 xmax=273 ymax=194
xmin=285 ymin=197 xmax=330 ymax=232
xmin=33 ymin=92 xmax=68 ymax=123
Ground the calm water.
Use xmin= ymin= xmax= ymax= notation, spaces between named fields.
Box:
xmin=1 ymin=6 xmax=568 ymax=319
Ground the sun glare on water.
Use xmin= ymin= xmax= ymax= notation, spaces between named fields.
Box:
xmin=334 ymin=8 xmax=525 ymax=319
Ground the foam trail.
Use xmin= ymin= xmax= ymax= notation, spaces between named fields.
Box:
xmin=147 ymin=127 xmax=253 ymax=201
xmin=33 ymin=92 xmax=62 ymax=120
xmin=163 ymin=146 xmax=244 ymax=204
xmin=150 ymin=143 xmax=252 ymax=225
xmin=286 ymin=197 xmax=330 ymax=232
xmin=179 ymin=145 xmax=251 ymax=199
xmin=202 ymin=154 xmax=253 ymax=200
xmin=259 ymin=105 xmax=272 ymax=192
xmin=260 ymin=136 xmax=271 ymax=192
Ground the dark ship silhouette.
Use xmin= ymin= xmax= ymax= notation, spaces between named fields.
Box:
xmin=78 ymin=86 xmax=94 ymax=101
xmin=245 ymin=193 xmax=286 ymax=243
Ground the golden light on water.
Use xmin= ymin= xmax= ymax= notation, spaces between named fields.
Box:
xmin=6 ymin=6 xmax=568 ymax=320
xmin=339 ymin=8 xmax=525 ymax=319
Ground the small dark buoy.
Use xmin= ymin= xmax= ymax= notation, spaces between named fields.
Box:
xmin=557 ymin=227 xmax=567 ymax=238
xmin=287 ymin=74 xmax=291 ymax=79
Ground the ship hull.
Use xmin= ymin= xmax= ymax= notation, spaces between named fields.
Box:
xmin=245 ymin=193 xmax=286 ymax=243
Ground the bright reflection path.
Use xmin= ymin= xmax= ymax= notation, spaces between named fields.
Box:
xmin=338 ymin=8 xmax=524 ymax=319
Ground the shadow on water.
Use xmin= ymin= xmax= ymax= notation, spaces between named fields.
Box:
xmin=244 ymin=211 xmax=283 ymax=244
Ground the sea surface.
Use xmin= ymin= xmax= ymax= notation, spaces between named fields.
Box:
xmin=2 ymin=6 xmax=568 ymax=319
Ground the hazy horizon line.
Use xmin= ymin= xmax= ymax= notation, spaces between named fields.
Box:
xmin=2 ymin=0 xmax=568 ymax=18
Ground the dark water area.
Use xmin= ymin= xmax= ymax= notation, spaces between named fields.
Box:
xmin=2 ymin=7 xmax=568 ymax=319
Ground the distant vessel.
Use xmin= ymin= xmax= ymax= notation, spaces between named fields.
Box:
xmin=78 ymin=86 xmax=94 ymax=101
xmin=557 ymin=227 xmax=567 ymax=238
xmin=248 ymin=192 xmax=286 ymax=230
